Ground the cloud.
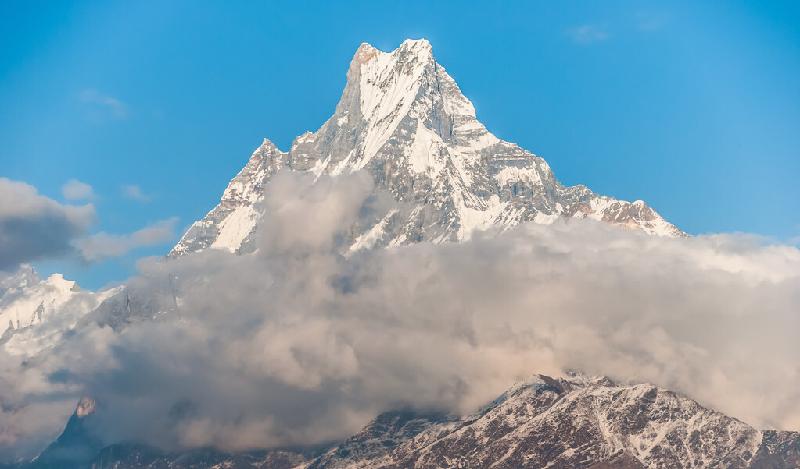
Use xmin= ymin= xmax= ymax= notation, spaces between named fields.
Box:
xmin=635 ymin=11 xmax=670 ymax=32
xmin=0 ymin=178 xmax=177 ymax=272
xmin=61 ymin=179 xmax=94 ymax=201
xmin=120 ymin=184 xmax=151 ymax=203
xmin=0 ymin=178 xmax=95 ymax=271
xmin=79 ymin=89 xmax=127 ymax=119
xmin=1 ymin=171 xmax=799 ymax=461
xmin=72 ymin=218 xmax=178 ymax=262
xmin=566 ymin=25 xmax=609 ymax=45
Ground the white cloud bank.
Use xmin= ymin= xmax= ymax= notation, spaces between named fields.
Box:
xmin=0 ymin=171 xmax=798 ymax=460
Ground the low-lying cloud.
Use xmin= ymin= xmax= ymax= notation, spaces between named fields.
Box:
xmin=1 ymin=171 xmax=798 ymax=461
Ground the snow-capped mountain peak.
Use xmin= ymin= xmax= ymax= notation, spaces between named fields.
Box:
xmin=171 ymin=39 xmax=683 ymax=257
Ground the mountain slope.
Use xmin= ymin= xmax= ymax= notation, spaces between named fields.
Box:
xmin=305 ymin=373 xmax=800 ymax=468
xmin=0 ymin=266 xmax=116 ymax=357
xmin=0 ymin=265 xmax=78 ymax=336
xmin=171 ymin=39 xmax=681 ymax=257
xmin=27 ymin=398 xmax=102 ymax=469
xmin=29 ymin=374 xmax=800 ymax=468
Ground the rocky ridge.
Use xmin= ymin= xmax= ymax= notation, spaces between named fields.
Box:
xmin=22 ymin=374 xmax=800 ymax=468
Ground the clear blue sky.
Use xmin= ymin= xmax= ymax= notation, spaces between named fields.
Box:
xmin=1 ymin=0 xmax=798 ymax=289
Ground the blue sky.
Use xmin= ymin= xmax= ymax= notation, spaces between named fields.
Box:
xmin=1 ymin=0 xmax=798 ymax=289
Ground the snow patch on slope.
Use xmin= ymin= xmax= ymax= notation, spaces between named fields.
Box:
xmin=210 ymin=205 xmax=260 ymax=253
xmin=350 ymin=209 xmax=398 ymax=253
xmin=455 ymin=193 xmax=508 ymax=241
xmin=407 ymin=121 xmax=446 ymax=174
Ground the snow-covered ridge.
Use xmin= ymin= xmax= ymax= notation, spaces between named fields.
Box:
xmin=0 ymin=267 xmax=79 ymax=335
xmin=39 ymin=373 xmax=800 ymax=468
xmin=300 ymin=373 xmax=796 ymax=468
xmin=171 ymin=38 xmax=684 ymax=258
xmin=0 ymin=265 xmax=118 ymax=356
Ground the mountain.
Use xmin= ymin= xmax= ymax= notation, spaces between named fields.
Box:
xmin=26 ymin=398 xmax=103 ymax=469
xmin=0 ymin=266 xmax=116 ymax=357
xmin=12 ymin=39 xmax=792 ymax=468
xmin=0 ymin=265 xmax=77 ymax=336
xmin=171 ymin=38 xmax=681 ymax=257
xmin=27 ymin=374 xmax=800 ymax=468
xmin=343 ymin=373 xmax=799 ymax=469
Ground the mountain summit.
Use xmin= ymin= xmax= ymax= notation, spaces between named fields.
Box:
xmin=171 ymin=38 xmax=681 ymax=256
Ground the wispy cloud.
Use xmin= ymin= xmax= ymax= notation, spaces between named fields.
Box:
xmin=121 ymin=184 xmax=152 ymax=203
xmin=61 ymin=179 xmax=94 ymax=201
xmin=79 ymin=89 xmax=128 ymax=119
xmin=566 ymin=24 xmax=609 ymax=45
xmin=635 ymin=11 xmax=670 ymax=32
xmin=73 ymin=217 xmax=178 ymax=262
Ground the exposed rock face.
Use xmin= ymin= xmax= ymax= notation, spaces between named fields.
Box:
xmin=27 ymin=374 xmax=800 ymax=469
xmin=27 ymin=397 xmax=101 ymax=469
xmin=171 ymin=39 xmax=681 ymax=257
xmin=305 ymin=410 xmax=457 ymax=469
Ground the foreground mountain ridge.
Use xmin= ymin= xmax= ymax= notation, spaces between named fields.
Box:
xmin=25 ymin=373 xmax=800 ymax=468
xmin=171 ymin=38 xmax=682 ymax=257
